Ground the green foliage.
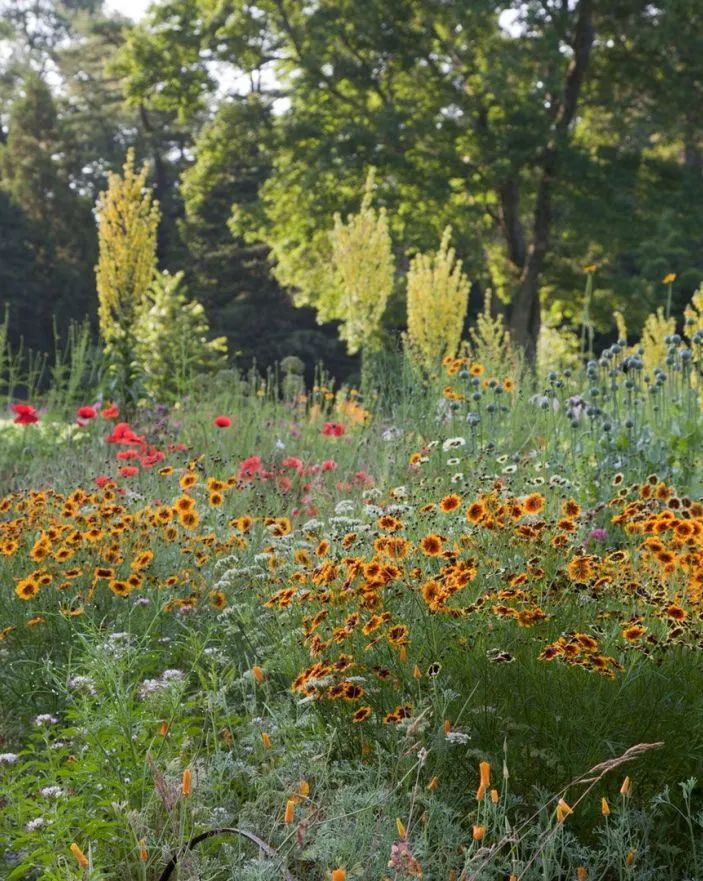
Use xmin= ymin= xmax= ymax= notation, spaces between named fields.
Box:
xmin=134 ymin=270 xmax=228 ymax=401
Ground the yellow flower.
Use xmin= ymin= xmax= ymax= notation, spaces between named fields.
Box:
xmin=396 ymin=817 xmax=407 ymax=839
xmin=601 ymin=797 xmax=610 ymax=816
xmin=556 ymin=798 xmax=573 ymax=822
xmin=662 ymin=272 xmax=677 ymax=284
xmin=472 ymin=824 xmax=486 ymax=841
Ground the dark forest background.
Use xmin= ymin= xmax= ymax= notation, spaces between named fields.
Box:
xmin=1 ymin=0 xmax=702 ymax=379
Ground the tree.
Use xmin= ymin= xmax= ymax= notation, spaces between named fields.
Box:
xmin=133 ymin=270 xmax=227 ymax=401
xmin=406 ymin=227 xmax=470 ymax=374
xmin=95 ymin=149 xmax=160 ymax=401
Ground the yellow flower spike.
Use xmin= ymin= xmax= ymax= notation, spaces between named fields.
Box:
xmin=285 ymin=799 xmax=296 ymax=825
xmin=490 ymin=788 xmax=499 ymax=804
xmin=620 ymin=776 xmax=631 ymax=796
xmin=138 ymin=839 xmax=148 ymax=862
xmin=70 ymin=843 xmax=89 ymax=869
xmin=472 ymin=824 xmax=486 ymax=841
xmin=181 ymin=767 xmax=192 ymax=797
xmin=396 ymin=817 xmax=407 ymax=839
xmin=601 ymin=797 xmax=610 ymax=816
xmin=479 ymin=761 xmax=491 ymax=788
xmin=555 ymin=798 xmax=573 ymax=823
xmin=331 ymin=869 xmax=347 ymax=881
xmin=252 ymin=665 xmax=265 ymax=683
xmin=261 ymin=732 xmax=272 ymax=749
xmin=427 ymin=775 xmax=439 ymax=791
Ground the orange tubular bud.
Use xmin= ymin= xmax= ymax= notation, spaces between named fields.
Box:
xmin=261 ymin=732 xmax=271 ymax=748
xmin=476 ymin=784 xmax=486 ymax=801
xmin=331 ymin=869 xmax=347 ymax=881
xmin=285 ymin=799 xmax=296 ymax=825
xmin=472 ymin=825 xmax=486 ymax=841
xmin=601 ymin=797 xmax=610 ymax=817
xmin=427 ymin=775 xmax=439 ymax=791
xmin=490 ymin=788 xmax=499 ymax=804
xmin=181 ymin=767 xmax=192 ymax=797
xmin=576 ymin=868 xmax=588 ymax=880
xmin=159 ymin=720 xmax=169 ymax=737
xmin=252 ymin=665 xmax=264 ymax=683
xmin=138 ymin=839 xmax=148 ymax=862
xmin=412 ymin=664 xmax=422 ymax=679
xmin=626 ymin=850 xmax=636 ymax=866
xmin=556 ymin=798 xmax=573 ymax=823
xmin=479 ymin=761 xmax=491 ymax=788
xmin=70 ymin=843 xmax=89 ymax=869
xmin=620 ymin=776 xmax=631 ymax=796
xmin=443 ymin=719 xmax=452 ymax=735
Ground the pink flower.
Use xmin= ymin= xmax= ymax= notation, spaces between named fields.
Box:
xmin=322 ymin=422 xmax=345 ymax=437
xmin=77 ymin=405 xmax=97 ymax=420
xmin=11 ymin=403 xmax=39 ymax=425
xmin=214 ymin=415 xmax=231 ymax=428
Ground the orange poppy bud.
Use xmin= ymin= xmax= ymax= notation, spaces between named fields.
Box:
xmin=601 ymin=797 xmax=610 ymax=816
xmin=261 ymin=732 xmax=271 ymax=748
xmin=412 ymin=664 xmax=422 ymax=679
xmin=285 ymin=799 xmax=296 ymax=824
xmin=626 ymin=850 xmax=636 ymax=866
xmin=252 ymin=665 xmax=264 ymax=683
xmin=556 ymin=798 xmax=573 ymax=823
xmin=620 ymin=776 xmax=631 ymax=796
xmin=472 ymin=825 xmax=486 ymax=841
xmin=70 ymin=843 xmax=89 ymax=869
xmin=399 ymin=647 xmax=407 ymax=662
xmin=181 ymin=768 xmax=192 ymax=797
xmin=443 ymin=719 xmax=452 ymax=735
xmin=138 ymin=839 xmax=148 ymax=862
xmin=509 ymin=876 xmax=518 ymax=881
xmin=331 ymin=869 xmax=346 ymax=881
xmin=479 ymin=761 xmax=491 ymax=788
xmin=298 ymin=780 xmax=310 ymax=797
xmin=476 ymin=784 xmax=486 ymax=801
xmin=427 ymin=776 xmax=439 ymax=791
xmin=576 ymin=868 xmax=588 ymax=880
xmin=490 ymin=788 xmax=499 ymax=804
xmin=159 ymin=720 xmax=169 ymax=737
xmin=396 ymin=817 xmax=407 ymax=839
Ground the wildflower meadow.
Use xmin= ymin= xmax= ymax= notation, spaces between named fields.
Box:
xmin=3 ymin=2 xmax=703 ymax=879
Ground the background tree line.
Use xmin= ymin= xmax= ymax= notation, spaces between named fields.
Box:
xmin=1 ymin=0 xmax=702 ymax=379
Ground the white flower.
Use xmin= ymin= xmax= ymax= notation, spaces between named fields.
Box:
xmin=442 ymin=436 xmax=466 ymax=452
xmin=35 ymin=714 xmax=58 ymax=726
xmin=445 ymin=731 xmax=471 ymax=744
xmin=382 ymin=427 xmax=403 ymax=441
xmin=40 ymin=786 xmax=64 ymax=799
xmin=0 ymin=753 xmax=19 ymax=765
xmin=26 ymin=817 xmax=46 ymax=832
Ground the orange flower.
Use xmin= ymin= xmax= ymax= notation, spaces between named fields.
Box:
xmin=620 ymin=776 xmax=631 ymax=796
xmin=479 ymin=761 xmax=491 ymax=788
xmin=577 ymin=868 xmax=588 ymax=880
xmin=331 ymin=870 xmax=347 ymax=881
xmin=261 ymin=732 xmax=272 ymax=748
xmin=298 ymin=780 xmax=310 ymax=797
xmin=252 ymin=665 xmax=265 ymax=683
xmin=285 ymin=799 xmax=296 ymax=824
xmin=181 ymin=767 xmax=192 ymax=797
xmin=70 ymin=843 xmax=89 ymax=869
xmin=490 ymin=789 xmax=499 ymax=804
xmin=472 ymin=825 xmax=486 ymax=841
xmin=159 ymin=720 xmax=169 ymax=737
xmin=427 ymin=776 xmax=439 ymax=791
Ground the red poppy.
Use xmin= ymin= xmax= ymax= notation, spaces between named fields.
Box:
xmin=140 ymin=449 xmax=165 ymax=468
xmin=102 ymin=402 xmax=120 ymax=420
xmin=282 ymin=456 xmax=304 ymax=472
xmin=77 ymin=406 xmax=97 ymax=420
xmin=95 ymin=475 xmax=112 ymax=488
xmin=214 ymin=415 xmax=231 ymax=428
xmin=238 ymin=455 xmax=263 ymax=480
xmin=119 ymin=465 xmax=139 ymax=477
xmin=321 ymin=459 xmax=337 ymax=472
xmin=116 ymin=450 xmax=140 ymax=460
xmin=11 ymin=403 xmax=39 ymax=425
xmin=106 ymin=422 xmax=145 ymax=446
xmin=322 ymin=422 xmax=345 ymax=437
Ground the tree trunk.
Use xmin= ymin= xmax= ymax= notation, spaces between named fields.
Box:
xmin=507 ymin=0 xmax=595 ymax=360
